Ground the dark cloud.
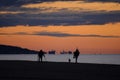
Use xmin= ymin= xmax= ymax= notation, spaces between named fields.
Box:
xmin=0 ymin=31 xmax=80 ymax=37
xmin=0 ymin=32 xmax=28 ymax=35
xmin=0 ymin=10 xmax=120 ymax=27
xmin=34 ymin=31 xmax=80 ymax=37
xmin=33 ymin=31 xmax=120 ymax=38
xmin=0 ymin=31 xmax=120 ymax=38
xmin=79 ymin=34 xmax=120 ymax=38
xmin=0 ymin=0 xmax=120 ymax=27
xmin=0 ymin=0 xmax=119 ymax=8
xmin=0 ymin=0 xmax=72 ymax=7
xmin=0 ymin=0 xmax=44 ymax=7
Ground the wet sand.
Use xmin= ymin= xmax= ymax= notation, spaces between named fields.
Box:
xmin=0 ymin=60 xmax=120 ymax=80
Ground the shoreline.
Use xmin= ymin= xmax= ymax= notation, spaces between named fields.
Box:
xmin=0 ymin=54 xmax=120 ymax=65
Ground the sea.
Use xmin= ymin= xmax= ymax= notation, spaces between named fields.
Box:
xmin=0 ymin=54 xmax=120 ymax=65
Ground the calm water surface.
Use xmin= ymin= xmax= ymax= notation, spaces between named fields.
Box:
xmin=0 ymin=54 xmax=120 ymax=64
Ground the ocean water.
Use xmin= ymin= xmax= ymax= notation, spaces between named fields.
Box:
xmin=0 ymin=54 xmax=120 ymax=65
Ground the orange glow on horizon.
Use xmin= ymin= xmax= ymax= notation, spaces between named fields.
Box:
xmin=0 ymin=35 xmax=120 ymax=54
xmin=0 ymin=0 xmax=120 ymax=54
xmin=0 ymin=23 xmax=120 ymax=36
xmin=0 ymin=23 xmax=120 ymax=54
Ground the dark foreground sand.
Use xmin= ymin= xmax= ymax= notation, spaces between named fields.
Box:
xmin=0 ymin=61 xmax=120 ymax=80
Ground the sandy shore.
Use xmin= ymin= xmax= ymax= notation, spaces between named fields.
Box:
xmin=0 ymin=60 xmax=120 ymax=80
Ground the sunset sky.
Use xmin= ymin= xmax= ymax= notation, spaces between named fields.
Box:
xmin=0 ymin=0 xmax=120 ymax=54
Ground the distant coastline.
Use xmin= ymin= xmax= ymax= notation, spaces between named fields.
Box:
xmin=0 ymin=44 xmax=120 ymax=54
xmin=0 ymin=44 xmax=38 ymax=54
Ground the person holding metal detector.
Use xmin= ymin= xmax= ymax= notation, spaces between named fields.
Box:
xmin=38 ymin=49 xmax=45 ymax=62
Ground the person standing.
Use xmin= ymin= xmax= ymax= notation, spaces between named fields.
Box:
xmin=38 ymin=50 xmax=45 ymax=62
xmin=73 ymin=49 xmax=80 ymax=63
xmin=68 ymin=58 xmax=71 ymax=63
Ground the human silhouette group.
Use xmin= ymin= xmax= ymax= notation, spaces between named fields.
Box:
xmin=38 ymin=49 xmax=80 ymax=63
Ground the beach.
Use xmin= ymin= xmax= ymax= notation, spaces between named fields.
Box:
xmin=0 ymin=60 xmax=120 ymax=80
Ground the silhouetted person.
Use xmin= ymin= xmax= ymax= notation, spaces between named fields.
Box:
xmin=73 ymin=49 xmax=80 ymax=63
xmin=68 ymin=58 xmax=71 ymax=63
xmin=38 ymin=50 xmax=45 ymax=62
